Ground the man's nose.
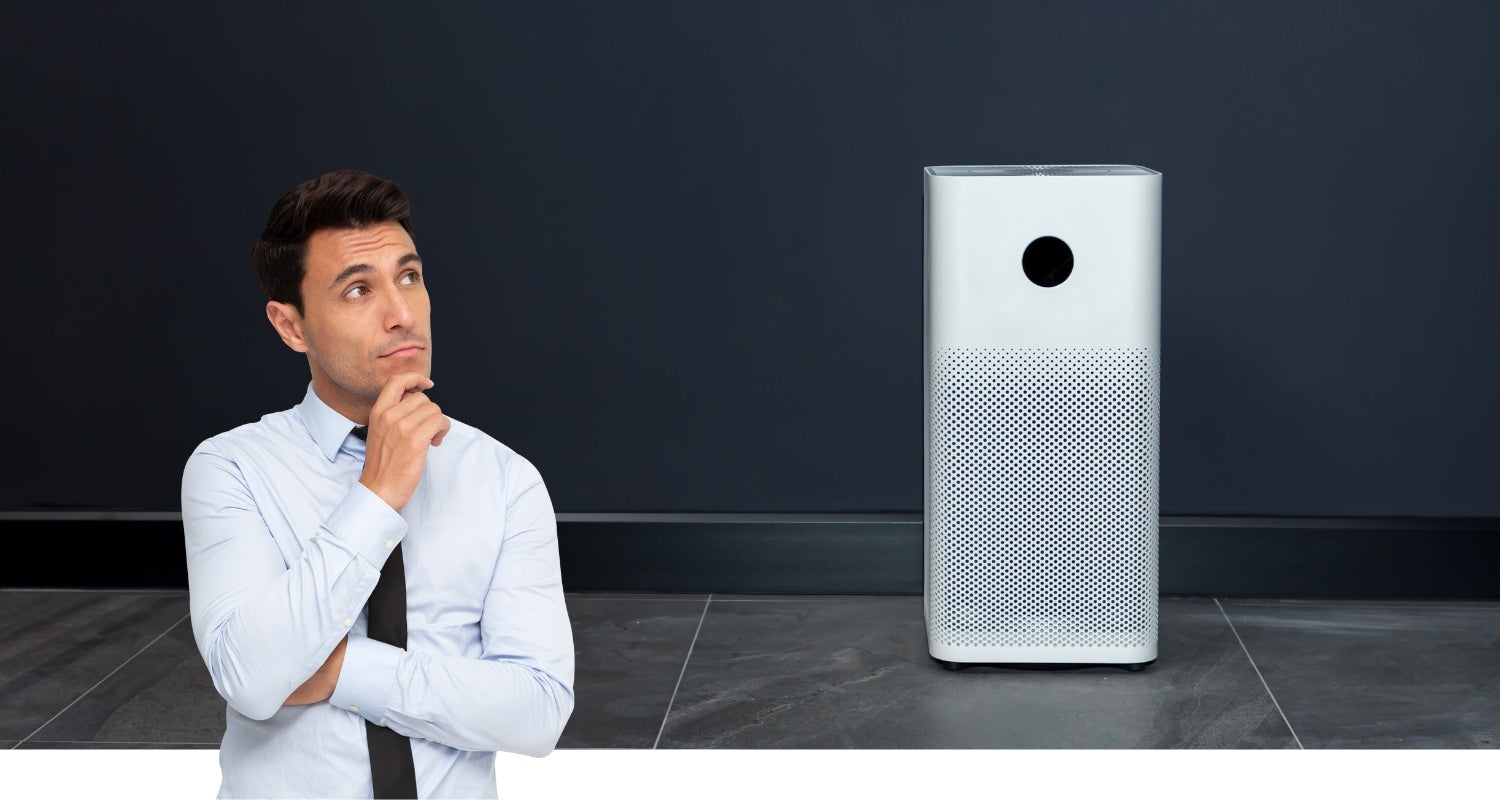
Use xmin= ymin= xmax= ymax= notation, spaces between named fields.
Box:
xmin=384 ymin=288 xmax=416 ymax=329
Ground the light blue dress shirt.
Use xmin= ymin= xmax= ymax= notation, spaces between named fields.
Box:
xmin=182 ymin=381 xmax=574 ymax=798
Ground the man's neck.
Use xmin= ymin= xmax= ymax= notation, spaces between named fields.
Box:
xmin=310 ymin=374 xmax=374 ymax=427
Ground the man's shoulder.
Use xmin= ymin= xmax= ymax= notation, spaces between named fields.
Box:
xmin=440 ymin=416 xmax=540 ymax=477
xmin=186 ymin=407 xmax=305 ymax=463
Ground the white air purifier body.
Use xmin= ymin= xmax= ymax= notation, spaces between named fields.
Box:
xmin=923 ymin=165 xmax=1161 ymax=669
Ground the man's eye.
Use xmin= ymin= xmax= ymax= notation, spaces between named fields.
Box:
xmin=347 ymin=285 xmax=368 ymax=298
xmin=403 ymin=271 xmax=421 ymax=284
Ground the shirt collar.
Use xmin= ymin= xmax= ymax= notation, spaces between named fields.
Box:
xmin=294 ymin=381 xmax=364 ymax=462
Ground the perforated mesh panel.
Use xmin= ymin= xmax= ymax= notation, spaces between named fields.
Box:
xmin=929 ymin=347 xmax=1159 ymax=649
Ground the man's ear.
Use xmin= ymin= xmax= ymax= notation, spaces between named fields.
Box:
xmin=267 ymin=301 xmax=311 ymax=354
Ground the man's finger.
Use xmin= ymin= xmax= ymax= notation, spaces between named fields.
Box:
xmin=383 ymin=388 xmax=441 ymax=431
xmin=430 ymin=414 xmax=452 ymax=446
xmin=373 ymin=373 xmax=434 ymax=420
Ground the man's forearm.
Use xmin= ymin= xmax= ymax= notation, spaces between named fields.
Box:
xmin=185 ymin=447 xmax=408 ymax=720
xmin=331 ymin=638 xmax=574 ymax=755
xmin=283 ymin=636 xmax=347 ymax=705
xmin=192 ymin=533 xmax=376 ymax=719
xmin=328 ymin=476 xmax=575 ymax=756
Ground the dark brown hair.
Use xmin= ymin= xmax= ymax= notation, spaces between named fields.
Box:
xmin=252 ymin=169 xmax=413 ymax=315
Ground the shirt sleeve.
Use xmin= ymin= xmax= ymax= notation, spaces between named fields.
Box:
xmin=328 ymin=455 xmax=576 ymax=757
xmin=182 ymin=439 xmax=407 ymax=721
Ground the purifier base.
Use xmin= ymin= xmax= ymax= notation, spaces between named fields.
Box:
xmin=928 ymin=641 xmax=1157 ymax=667
xmin=934 ymin=657 xmax=1156 ymax=672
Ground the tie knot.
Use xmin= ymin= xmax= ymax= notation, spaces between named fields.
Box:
xmin=351 ymin=425 xmax=368 ymax=441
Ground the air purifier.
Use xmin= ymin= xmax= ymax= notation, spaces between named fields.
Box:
xmin=923 ymin=165 xmax=1161 ymax=670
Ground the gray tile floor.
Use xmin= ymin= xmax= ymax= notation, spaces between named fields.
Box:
xmin=2 ymin=589 xmax=1496 ymax=750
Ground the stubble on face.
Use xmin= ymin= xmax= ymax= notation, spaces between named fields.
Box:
xmin=295 ymin=221 xmax=432 ymax=422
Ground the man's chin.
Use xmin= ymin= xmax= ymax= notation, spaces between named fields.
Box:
xmin=375 ymin=361 xmax=432 ymax=385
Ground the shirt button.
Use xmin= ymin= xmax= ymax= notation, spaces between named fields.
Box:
xmin=343 ymin=618 xmax=354 ymax=627
xmin=386 ymin=539 xmax=396 ymax=550
xmin=350 ymin=705 xmax=360 ymax=712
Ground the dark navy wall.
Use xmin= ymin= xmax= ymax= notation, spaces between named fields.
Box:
xmin=5 ymin=2 xmax=1498 ymax=516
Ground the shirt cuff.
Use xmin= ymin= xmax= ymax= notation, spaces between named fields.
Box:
xmin=321 ymin=482 xmax=409 ymax=569
xmin=329 ymin=635 xmax=404 ymax=725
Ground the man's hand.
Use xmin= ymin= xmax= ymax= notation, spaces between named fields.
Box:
xmin=359 ymin=372 xmax=451 ymax=512
xmin=284 ymin=636 xmax=347 ymax=706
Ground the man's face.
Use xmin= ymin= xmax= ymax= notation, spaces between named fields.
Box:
xmin=267 ymin=220 xmax=432 ymax=421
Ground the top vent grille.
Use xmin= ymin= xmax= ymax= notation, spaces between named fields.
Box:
xmin=925 ymin=165 xmax=1156 ymax=177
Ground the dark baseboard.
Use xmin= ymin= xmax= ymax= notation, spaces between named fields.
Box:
xmin=2 ymin=513 xmax=1497 ymax=598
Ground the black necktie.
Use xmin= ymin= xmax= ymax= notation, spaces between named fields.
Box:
xmin=351 ymin=425 xmax=419 ymax=799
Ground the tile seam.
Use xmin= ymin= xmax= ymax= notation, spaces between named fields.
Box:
xmin=1216 ymin=597 xmax=1304 ymax=750
xmin=653 ymin=594 xmax=711 ymax=750
xmin=1218 ymin=600 xmax=1500 ymax=612
xmin=13 ymin=612 xmax=191 ymax=748
xmin=16 ymin=740 xmax=220 ymax=746
xmin=0 ymin=588 xmax=188 ymax=595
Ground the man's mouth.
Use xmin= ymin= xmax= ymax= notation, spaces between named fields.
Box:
xmin=381 ymin=346 xmax=424 ymax=358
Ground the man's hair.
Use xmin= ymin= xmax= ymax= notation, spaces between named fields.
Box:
xmin=252 ymin=169 xmax=414 ymax=315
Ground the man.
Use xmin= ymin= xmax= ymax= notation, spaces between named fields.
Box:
xmin=182 ymin=169 xmax=574 ymax=798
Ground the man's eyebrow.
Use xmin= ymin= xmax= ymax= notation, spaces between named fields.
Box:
xmin=328 ymin=253 xmax=422 ymax=291
xmin=329 ymin=263 xmax=374 ymax=291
